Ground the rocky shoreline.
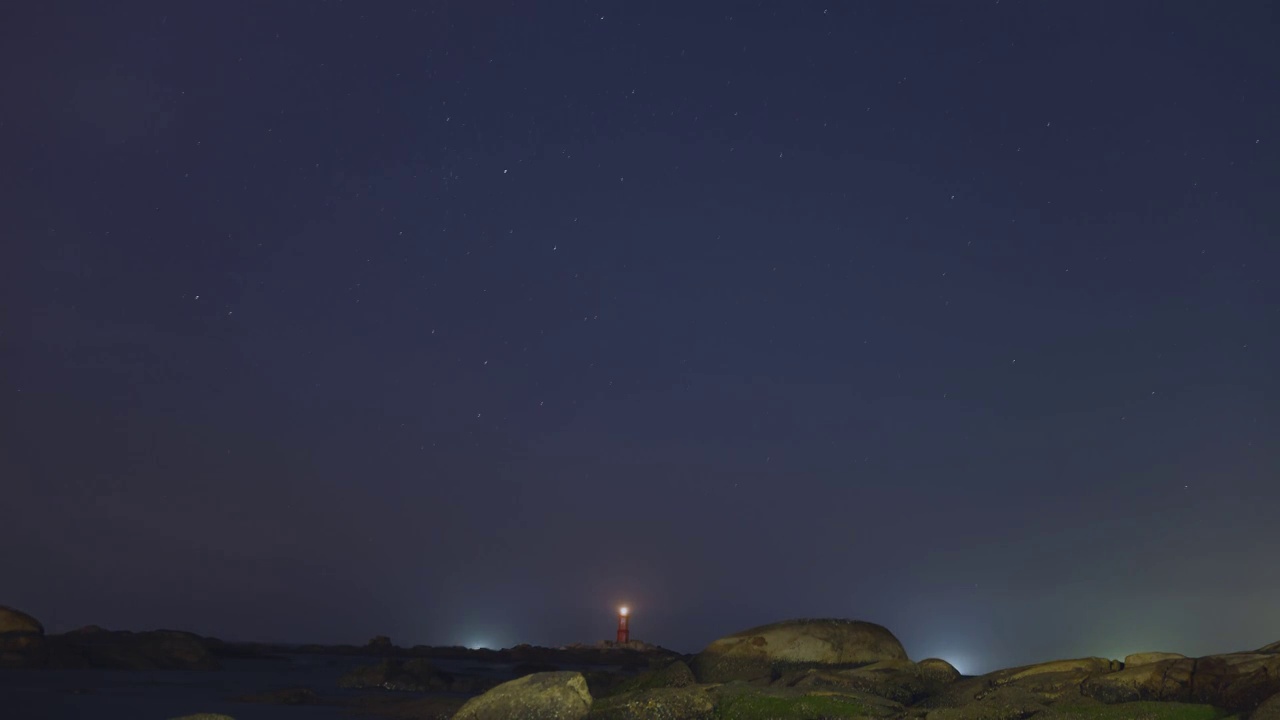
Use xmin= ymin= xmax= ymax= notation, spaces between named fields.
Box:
xmin=4 ymin=605 xmax=1280 ymax=719
xmin=0 ymin=604 xmax=679 ymax=673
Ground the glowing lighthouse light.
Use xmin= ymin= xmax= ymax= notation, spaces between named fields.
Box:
xmin=616 ymin=605 xmax=630 ymax=643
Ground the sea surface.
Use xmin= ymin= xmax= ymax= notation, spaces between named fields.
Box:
xmin=0 ymin=654 xmax=509 ymax=720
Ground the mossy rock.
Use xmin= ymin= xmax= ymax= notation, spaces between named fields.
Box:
xmin=603 ymin=660 xmax=697 ymax=697
xmin=710 ymin=685 xmax=900 ymax=720
xmin=1036 ymin=702 xmax=1236 ymax=720
xmin=585 ymin=669 xmax=633 ymax=698
xmin=0 ymin=606 xmax=44 ymax=635
xmin=453 ymin=671 xmax=592 ymax=720
xmin=713 ymin=691 xmax=877 ymax=719
xmin=779 ymin=659 xmax=950 ymax=705
xmin=918 ymin=658 xmax=962 ymax=686
xmin=590 ymin=686 xmax=715 ymax=720
xmin=1255 ymin=692 xmax=1280 ymax=720
xmin=922 ymin=685 xmax=1050 ymax=720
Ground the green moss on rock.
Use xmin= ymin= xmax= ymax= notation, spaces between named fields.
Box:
xmin=604 ymin=660 xmax=696 ymax=697
xmin=590 ymin=687 xmax=715 ymax=720
xmin=706 ymin=684 xmax=903 ymax=720
xmin=712 ymin=691 xmax=874 ymax=719
xmin=1036 ymin=702 xmax=1234 ymax=720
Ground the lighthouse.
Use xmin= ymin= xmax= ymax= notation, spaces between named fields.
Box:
xmin=616 ymin=606 xmax=630 ymax=644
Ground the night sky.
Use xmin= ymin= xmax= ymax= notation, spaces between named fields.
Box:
xmin=2 ymin=2 xmax=1277 ymax=675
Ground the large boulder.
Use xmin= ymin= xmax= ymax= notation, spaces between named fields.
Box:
xmin=1124 ymin=651 xmax=1186 ymax=666
xmin=1079 ymin=657 xmax=1196 ymax=704
xmin=453 ymin=671 xmax=592 ymax=720
xmin=1254 ymin=691 xmax=1280 ymax=720
xmin=1081 ymin=652 xmax=1280 ymax=712
xmin=0 ymin=605 xmax=47 ymax=668
xmin=0 ymin=605 xmax=43 ymax=635
xmin=923 ymin=657 xmax=1119 ymax=717
xmin=975 ymin=657 xmax=1120 ymax=704
xmin=691 ymin=618 xmax=908 ymax=683
xmin=1190 ymin=652 xmax=1280 ymax=711
xmin=918 ymin=658 xmax=962 ymax=685
xmin=989 ymin=657 xmax=1120 ymax=686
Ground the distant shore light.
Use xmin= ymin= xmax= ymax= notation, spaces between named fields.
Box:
xmin=619 ymin=606 xmax=629 ymax=616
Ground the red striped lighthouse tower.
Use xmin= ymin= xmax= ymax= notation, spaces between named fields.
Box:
xmin=616 ymin=606 xmax=630 ymax=644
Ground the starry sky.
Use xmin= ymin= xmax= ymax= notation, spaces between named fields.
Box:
xmin=1 ymin=1 xmax=1277 ymax=674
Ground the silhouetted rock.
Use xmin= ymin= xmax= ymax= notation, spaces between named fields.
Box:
xmin=339 ymin=658 xmax=450 ymax=692
xmin=0 ymin=610 xmax=217 ymax=672
xmin=262 ymin=638 xmax=679 ymax=670
xmin=562 ymin=639 xmax=670 ymax=653
xmin=45 ymin=629 xmax=220 ymax=670
xmin=201 ymin=637 xmax=288 ymax=660
xmin=453 ymin=671 xmax=592 ymax=720
xmin=336 ymin=657 xmax=500 ymax=694
xmin=513 ymin=661 xmax=563 ymax=677
xmin=690 ymin=618 xmax=909 ymax=684
xmin=1124 ymin=651 xmax=1186 ymax=666
xmin=368 ymin=635 xmax=393 ymax=651
xmin=601 ymin=659 xmax=696 ymax=698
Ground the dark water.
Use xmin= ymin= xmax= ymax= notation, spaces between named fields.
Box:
xmin=0 ymin=655 xmax=410 ymax=720
xmin=0 ymin=655 xmax=627 ymax=720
